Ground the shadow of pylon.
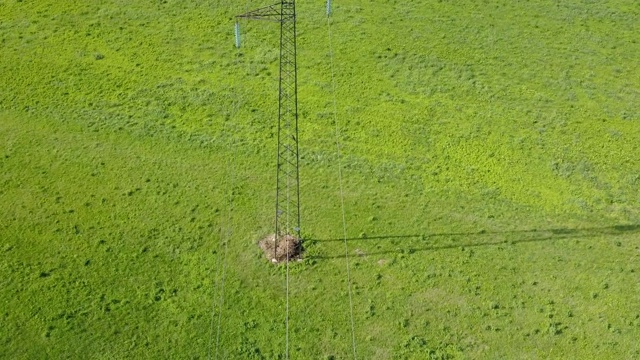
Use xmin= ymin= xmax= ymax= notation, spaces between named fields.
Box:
xmin=306 ymin=224 xmax=640 ymax=260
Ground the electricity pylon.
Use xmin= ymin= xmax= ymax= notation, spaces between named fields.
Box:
xmin=236 ymin=2 xmax=301 ymax=252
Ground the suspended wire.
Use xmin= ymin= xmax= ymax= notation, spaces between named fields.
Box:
xmin=207 ymin=238 xmax=222 ymax=360
xmin=217 ymin=118 xmax=237 ymax=359
xmin=282 ymin=2 xmax=292 ymax=359
xmin=216 ymin=132 xmax=236 ymax=359
xmin=326 ymin=9 xmax=358 ymax=360
xmin=207 ymin=225 xmax=223 ymax=360
xmin=286 ymin=5 xmax=300 ymax=360
xmin=207 ymin=93 xmax=239 ymax=360
xmin=207 ymin=3 xmax=253 ymax=358
xmin=286 ymin=146 xmax=291 ymax=360
xmin=286 ymin=230 xmax=290 ymax=360
xmin=285 ymin=5 xmax=292 ymax=357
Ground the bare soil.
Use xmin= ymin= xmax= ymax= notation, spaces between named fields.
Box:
xmin=258 ymin=234 xmax=303 ymax=264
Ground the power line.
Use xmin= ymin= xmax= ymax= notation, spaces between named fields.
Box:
xmin=286 ymin=234 xmax=290 ymax=359
xmin=207 ymin=126 xmax=233 ymax=360
xmin=326 ymin=10 xmax=358 ymax=360
xmin=207 ymin=92 xmax=240 ymax=360
xmin=207 ymin=2 xmax=252 ymax=357
xmin=216 ymin=128 xmax=236 ymax=359
xmin=207 ymin=239 xmax=223 ymax=359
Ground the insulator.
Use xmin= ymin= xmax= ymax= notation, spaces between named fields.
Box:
xmin=234 ymin=22 xmax=241 ymax=48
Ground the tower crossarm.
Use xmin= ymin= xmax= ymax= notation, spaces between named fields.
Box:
xmin=236 ymin=3 xmax=286 ymax=22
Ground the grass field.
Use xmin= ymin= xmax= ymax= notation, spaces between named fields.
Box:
xmin=2 ymin=0 xmax=640 ymax=358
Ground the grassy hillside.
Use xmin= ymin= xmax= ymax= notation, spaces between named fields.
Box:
xmin=1 ymin=0 xmax=639 ymax=358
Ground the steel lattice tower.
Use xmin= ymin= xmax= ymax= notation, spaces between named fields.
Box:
xmin=236 ymin=2 xmax=301 ymax=248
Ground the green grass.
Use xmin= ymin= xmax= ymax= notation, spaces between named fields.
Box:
xmin=2 ymin=0 xmax=640 ymax=358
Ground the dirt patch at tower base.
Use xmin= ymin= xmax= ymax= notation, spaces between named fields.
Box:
xmin=258 ymin=234 xmax=302 ymax=264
